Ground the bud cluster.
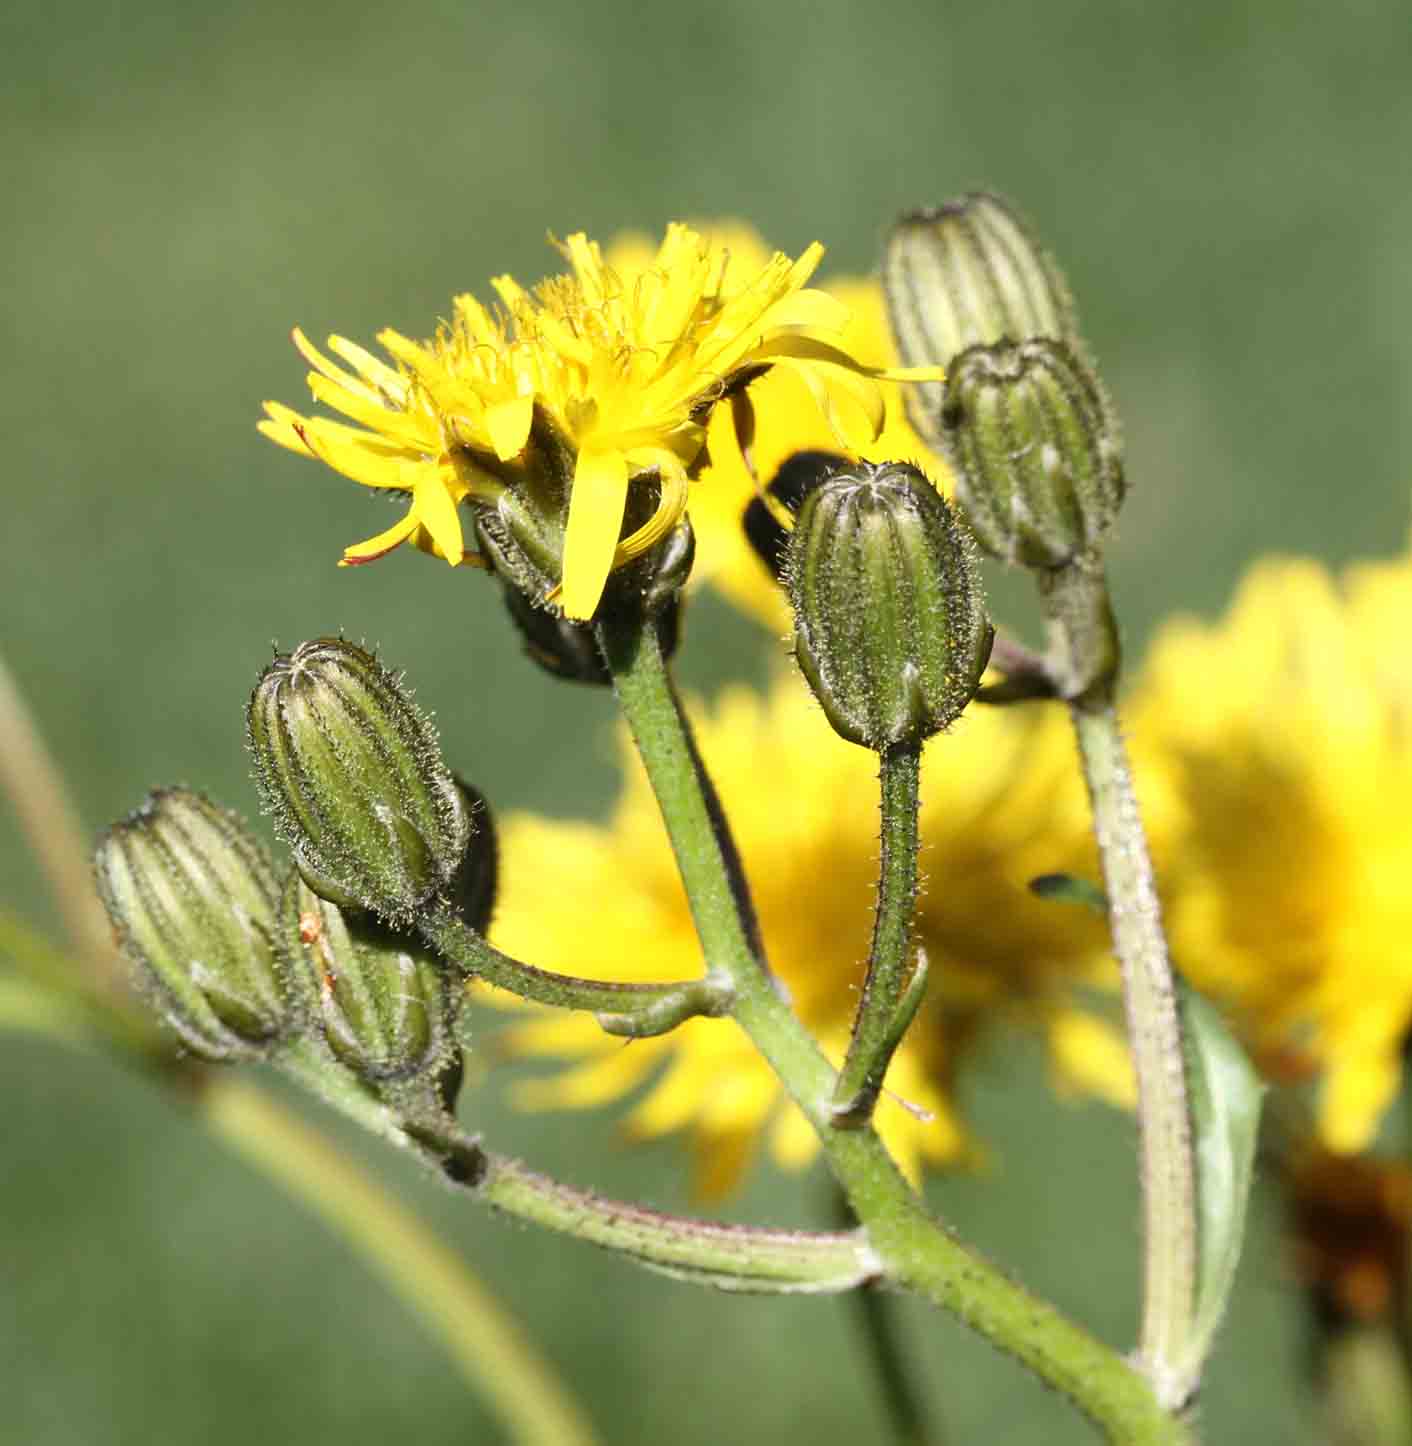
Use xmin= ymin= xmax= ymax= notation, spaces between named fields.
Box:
xmin=884 ymin=191 xmax=1125 ymax=574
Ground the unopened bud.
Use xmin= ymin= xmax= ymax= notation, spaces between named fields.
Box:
xmin=447 ymin=779 xmax=498 ymax=936
xmin=247 ymin=638 xmax=470 ymax=924
xmin=940 ymin=338 xmax=1125 ymax=569
xmin=786 ymin=461 xmax=992 ymax=750
xmin=884 ymin=193 xmax=1078 ymax=453
xmin=94 ymin=788 xmax=288 ymax=1060
xmin=281 ymin=874 xmax=457 ymax=1084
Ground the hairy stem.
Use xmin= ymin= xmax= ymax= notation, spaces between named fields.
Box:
xmin=833 ymin=740 xmax=924 ymax=1126
xmin=422 ymin=912 xmax=733 ymax=1036
xmin=597 ymin=613 xmax=1188 ymax=1444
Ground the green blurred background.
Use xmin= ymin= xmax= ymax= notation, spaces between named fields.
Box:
xmin=3 ymin=1 xmax=1409 ymax=1439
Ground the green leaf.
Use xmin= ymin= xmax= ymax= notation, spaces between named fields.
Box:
xmin=1176 ymin=978 xmax=1265 ymax=1382
xmin=1028 ymin=872 xmax=1108 ymax=913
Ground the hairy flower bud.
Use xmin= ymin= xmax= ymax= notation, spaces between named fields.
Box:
xmin=786 ymin=461 xmax=992 ymax=750
xmin=247 ymin=638 xmax=471 ymax=924
xmin=940 ymin=338 xmax=1125 ymax=569
xmin=883 ymin=193 xmax=1078 ymax=454
xmin=281 ymin=874 xmax=458 ymax=1085
xmin=94 ymin=788 xmax=289 ymax=1060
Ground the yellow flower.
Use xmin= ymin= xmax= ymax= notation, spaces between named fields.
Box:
xmin=1131 ymin=554 xmax=1412 ymax=1153
xmin=487 ymin=671 xmax=1133 ymax=1195
xmin=260 ymin=223 xmax=939 ymax=620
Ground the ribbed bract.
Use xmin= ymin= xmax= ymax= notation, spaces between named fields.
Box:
xmin=941 ymin=338 xmax=1125 ymax=569
xmin=247 ymin=638 xmax=470 ymax=924
xmin=884 ymin=192 xmax=1078 ymax=453
xmin=786 ymin=461 xmax=992 ymax=750
xmin=281 ymin=874 xmax=456 ymax=1084
xmin=94 ymin=788 xmax=288 ymax=1060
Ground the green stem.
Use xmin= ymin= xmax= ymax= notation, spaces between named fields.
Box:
xmin=833 ymin=740 xmax=923 ymax=1126
xmin=597 ymin=613 xmax=1188 ymax=1444
xmin=277 ymin=1037 xmax=878 ymax=1295
xmin=421 ymin=912 xmax=733 ymax=1036
xmin=1070 ymin=697 xmax=1197 ymax=1405
xmin=1042 ymin=559 xmax=1197 ymax=1407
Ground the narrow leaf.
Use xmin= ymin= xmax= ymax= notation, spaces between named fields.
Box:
xmin=1177 ymin=978 xmax=1265 ymax=1384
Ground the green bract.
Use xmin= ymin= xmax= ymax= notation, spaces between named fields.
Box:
xmin=884 ymin=192 xmax=1078 ymax=453
xmin=280 ymin=873 xmax=458 ymax=1085
xmin=941 ymin=338 xmax=1125 ymax=570
xmin=785 ymin=460 xmax=992 ymax=750
xmin=247 ymin=637 xmax=471 ymax=924
xmin=93 ymin=787 xmax=289 ymax=1060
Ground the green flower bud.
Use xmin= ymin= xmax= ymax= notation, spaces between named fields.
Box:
xmin=883 ymin=193 xmax=1078 ymax=454
xmin=281 ymin=873 xmax=458 ymax=1085
xmin=786 ymin=461 xmax=992 ymax=750
xmin=247 ymin=638 xmax=471 ymax=925
xmin=93 ymin=788 xmax=289 ymax=1061
xmin=940 ymin=338 xmax=1125 ymax=569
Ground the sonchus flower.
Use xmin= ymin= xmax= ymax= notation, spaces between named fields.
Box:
xmin=487 ymin=671 xmax=1132 ymax=1195
xmin=260 ymin=223 xmax=940 ymax=621
xmin=1131 ymin=554 xmax=1412 ymax=1154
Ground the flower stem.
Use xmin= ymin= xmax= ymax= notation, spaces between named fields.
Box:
xmin=1043 ymin=560 xmax=1198 ymax=1407
xmin=275 ymin=1037 xmax=881 ymax=1295
xmin=596 ymin=612 xmax=1189 ymax=1444
xmin=832 ymin=740 xmax=924 ymax=1126
xmin=422 ymin=912 xmax=733 ymax=1036
xmin=1070 ymin=695 xmax=1197 ymax=1405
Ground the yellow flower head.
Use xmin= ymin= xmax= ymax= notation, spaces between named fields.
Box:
xmin=1131 ymin=554 xmax=1412 ymax=1153
xmin=260 ymin=223 xmax=939 ymax=620
xmin=488 ymin=672 xmax=1133 ymax=1196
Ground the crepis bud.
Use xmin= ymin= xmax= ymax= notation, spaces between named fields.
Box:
xmin=93 ymin=788 xmax=289 ymax=1061
xmin=280 ymin=873 xmax=459 ymax=1086
xmin=939 ymin=338 xmax=1125 ymax=570
xmin=883 ymin=192 xmax=1080 ymax=456
xmin=786 ymin=461 xmax=993 ymax=750
xmin=246 ymin=638 xmax=471 ymax=925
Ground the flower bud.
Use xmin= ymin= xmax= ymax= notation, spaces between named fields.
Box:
xmin=883 ymin=193 xmax=1078 ymax=454
xmin=786 ymin=461 xmax=992 ymax=750
xmin=940 ymin=338 xmax=1125 ymax=569
xmin=93 ymin=788 xmax=289 ymax=1061
xmin=247 ymin=638 xmax=471 ymax=924
xmin=281 ymin=873 xmax=457 ymax=1084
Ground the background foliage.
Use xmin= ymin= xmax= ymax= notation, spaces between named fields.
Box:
xmin=3 ymin=1 xmax=1408 ymax=1439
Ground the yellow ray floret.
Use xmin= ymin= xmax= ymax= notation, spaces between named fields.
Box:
xmin=260 ymin=222 xmax=942 ymax=618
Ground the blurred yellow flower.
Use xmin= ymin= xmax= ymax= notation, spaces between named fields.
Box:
xmin=1132 ymin=554 xmax=1412 ymax=1154
xmin=261 ymin=223 xmax=938 ymax=620
xmin=487 ymin=671 xmax=1133 ymax=1195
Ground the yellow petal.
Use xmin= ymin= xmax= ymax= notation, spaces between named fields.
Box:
xmin=561 ymin=447 xmax=629 ymax=619
xmin=412 ymin=478 xmax=467 ymax=565
xmin=340 ymin=511 xmax=421 ymax=566
xmin=258 ymin=403 xmax=315 ymax=455
xmin=484 ymin=397 xmax=535 ymax=461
